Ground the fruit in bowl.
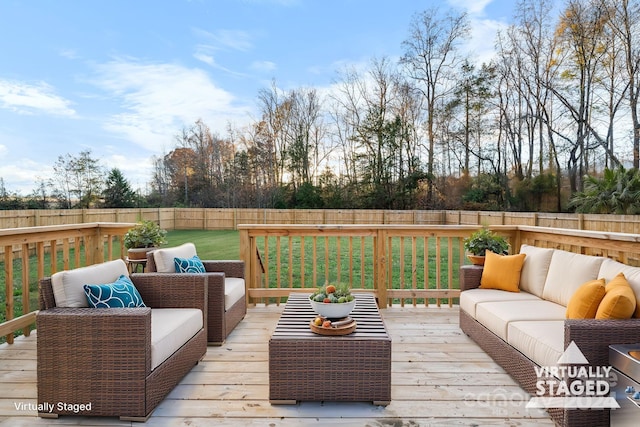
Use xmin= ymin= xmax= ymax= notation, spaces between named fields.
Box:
xmin=309 ymin=283 xmax=356 ymax=319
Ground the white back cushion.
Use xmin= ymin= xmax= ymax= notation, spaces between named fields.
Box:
xmin=598 ymin=258 xmax=640 ymax=310
xmin=518 ymin=245 xmax=554 ymax=298
xmin=153 ymin=243 xmax=198 ymax=273
xmin=542 ymin=249 xmax=604 ymax=306
xmin=51 ymin=259 xmax=129 ymax=307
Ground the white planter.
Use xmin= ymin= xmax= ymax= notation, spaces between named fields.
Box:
xmin=309 ymin=298 xmax=356 ymax=319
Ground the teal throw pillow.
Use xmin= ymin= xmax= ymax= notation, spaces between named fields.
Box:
xmin=174 ymin=255 xmax=206 ymax=273
xmin=84 ymin=275 xmax=146 ymax=308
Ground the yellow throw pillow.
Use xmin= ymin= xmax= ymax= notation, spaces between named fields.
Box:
xmin=565 ymin=279 xmax=606 ymax=319
xmin=479 ymin=251 xmax=526 ymax=293
xmin=596 ymin=273 xmax=637 ymax=319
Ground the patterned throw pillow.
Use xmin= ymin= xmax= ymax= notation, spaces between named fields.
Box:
xmin=84 ymin=275 xmax=146 ymax=308
xmin=174 ymin=255 xmax=206 ymax=273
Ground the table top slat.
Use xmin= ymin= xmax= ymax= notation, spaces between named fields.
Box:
xmin=270 ymin=293 xmax=390 ymax=341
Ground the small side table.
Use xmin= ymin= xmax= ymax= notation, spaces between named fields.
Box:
xmin=125 ymin=257 xmax=147 ymax=273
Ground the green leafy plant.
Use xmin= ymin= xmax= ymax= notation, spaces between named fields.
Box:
xmin=463 ymin=227 xmax=508 ymax=256
xmin=310 ymin=282 xmax=354 ymax=303
xmin=124 ymin=220 xmax=167 ymax=249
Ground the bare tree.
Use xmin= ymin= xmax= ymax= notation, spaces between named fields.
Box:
xmin=50 ymin=150 xmax=104 ymax=208
xmin=400 ymin=6 xmax=470 ymax=204
xmin=602 ymin=0 xmax=640 ymax=168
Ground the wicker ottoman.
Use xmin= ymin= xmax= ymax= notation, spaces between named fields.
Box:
xmin=269 ymin=293 xmax=391 ymax=405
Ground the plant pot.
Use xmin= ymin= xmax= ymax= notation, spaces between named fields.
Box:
xmin=467 ymin=254 xmax=485 ymax=266
xmin=127 ymin=247 xmax=155 ymax=260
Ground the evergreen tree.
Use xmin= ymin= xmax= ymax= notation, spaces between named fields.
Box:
xmin=103 ymin=168 xmax=137 ymax=207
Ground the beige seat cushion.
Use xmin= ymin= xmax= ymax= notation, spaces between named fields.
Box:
xmin=542 ymin=250 xmax=604 ymax=307
xmin=518 ymin=245 xmax=554 ymax=298
xmin=51 ymin=259 xmax=130 ymax=307
xmin=151 ymin=308 xmax=203 ymax=370
xmin=460 ymin=288 xmax=540 ymax=318
xmin=508 ymin=320 xmax=564 ymax=371
xmin=153 ymin=243 xmax=198 ymax=273
xmin=225 ymin=277 xmax=245 ymax=310
xmin=475 ymin=300 xmax=566 ymax=341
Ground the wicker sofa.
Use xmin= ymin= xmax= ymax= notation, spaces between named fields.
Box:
xmin=37 ymin=259 xmax=208 ymax=421
xmin=459 ymin=244 xmax=640 ymax=427
xmin=146 ymin=243 xmax=246 ymax=345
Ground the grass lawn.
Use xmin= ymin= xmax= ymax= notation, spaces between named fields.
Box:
xmin=164 ymin=230 xmax=241 ymax=259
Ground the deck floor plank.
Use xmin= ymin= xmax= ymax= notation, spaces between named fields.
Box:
xmin=0 ymin=305 xmax=553 ymax=426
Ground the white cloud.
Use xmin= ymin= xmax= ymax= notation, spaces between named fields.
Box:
xmin=251 ymin=60 xmax=277 ymax=73
xmin=448 ymin=0 xmax=494 ymax=16
xmin=192 ymin=28 xmax=254 ymax=52
xmin=446 ymin=0 xmax=510 ymax=64
xmin=91 ymin=58 xmax=253 ymax=152
xmin=0 ymin=79 xmax=76 ymax=117
xmin=0 ymin=159 xmax=52 ymax=194
xmin=194 ymin=52 xmax=215 ymax=66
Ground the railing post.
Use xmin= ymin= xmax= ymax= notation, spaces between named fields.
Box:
xmin=376 ymin=229 xmax=387 ymax=308
xmin=4 ymin=246 xmax=14 ymax=344
xmin=239 ymin=227 xmax=252 ymax=305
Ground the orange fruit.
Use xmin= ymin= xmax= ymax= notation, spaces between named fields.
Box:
xmin=326 ymin=285 xmax=336 ymax=294
xmin=322 ymin=320 xmax=332 ymax=328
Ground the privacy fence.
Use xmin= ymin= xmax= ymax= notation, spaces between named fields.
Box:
xmin=2 ymin=208 xmax=640 ymax=233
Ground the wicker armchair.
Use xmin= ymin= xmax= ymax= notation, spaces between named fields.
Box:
xmin=37 ymin=261 xmax=208 ymax=421
xmin=146 ymin=243 xmax=246 ymax=345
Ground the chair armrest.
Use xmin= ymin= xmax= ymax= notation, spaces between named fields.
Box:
xmin=203 ymin=260 xmax=245 ymax=278
xmin=37 ymin=307 xmax=151 ymax=373
xmin=460 ymin=265 xmax=484 ymax=291
xmin=565 ymin=318 xmax=640 ymax=366
xmin=130 ymin=273 xmax=207 ymax=313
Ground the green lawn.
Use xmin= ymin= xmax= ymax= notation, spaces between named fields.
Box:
xmin=164 ymin=230 xmax=241 ymax=259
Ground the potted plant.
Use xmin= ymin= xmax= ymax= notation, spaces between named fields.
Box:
xmin=463 ymin=226 xmax=509 ymax=265
xmin=124 ymin=220 xmax=167 ymax=260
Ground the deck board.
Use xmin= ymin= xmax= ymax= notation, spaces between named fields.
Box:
xmin=0 ymin=305 xmax=554 ymax=426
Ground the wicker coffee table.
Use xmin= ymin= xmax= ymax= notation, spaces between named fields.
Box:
xmin=269 ymin=292 xmax=391 ymax=405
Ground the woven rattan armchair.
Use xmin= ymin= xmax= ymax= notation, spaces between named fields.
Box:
xmin=37 ymin=269 xmax=208 ymax=421
xmin=146 ymin=244 xmax=246 ymax=345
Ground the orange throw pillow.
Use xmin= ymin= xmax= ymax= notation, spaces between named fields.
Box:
xmin=596 ymin=273 xmax=637 ymax=319
xmin=565 ymin=279 xmax=606 ymax=319
xmin=479 ymin=251 xmax=526 ymax=293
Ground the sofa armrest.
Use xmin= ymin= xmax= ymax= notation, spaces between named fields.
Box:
xmin=565 ymin=318 xmax=640 ymax=366
xmin=460 ymin=265 xmax=484 ymax=291
xmin=130 ymin=273 xmax=207 ymax=314
xmin=203 ymin=260 xmax=245 ymax=278
xmin=37 ymin=307 xmax=152 ymax=373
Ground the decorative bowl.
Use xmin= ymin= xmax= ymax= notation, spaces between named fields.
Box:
xmin=309 ymin=298 xmax=356 ymax=319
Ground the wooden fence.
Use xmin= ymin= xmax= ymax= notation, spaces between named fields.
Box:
xmin=2 ymin=208 xmax=640 ymax=233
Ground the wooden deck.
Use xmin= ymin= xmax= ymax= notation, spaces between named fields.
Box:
xmin=0 ymin=305 xmax=553 ymax=426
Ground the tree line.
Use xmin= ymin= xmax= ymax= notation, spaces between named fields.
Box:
xmin=2 ymin=0 xmax=640 ymax=213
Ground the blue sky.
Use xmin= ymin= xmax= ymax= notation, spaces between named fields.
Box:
xmin=0 ymin=0 xmax=518 ymax=195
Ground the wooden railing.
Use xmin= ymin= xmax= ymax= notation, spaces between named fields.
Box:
xmin=0 ymin=222 xmax=135 ymax=343
xmin=239 ymin=224 xmax=640 ymax=308
xmin=4 ymin=222 xmax=640 ymax=343
xmin=238 ymin=225 xmax=515 ymax=308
